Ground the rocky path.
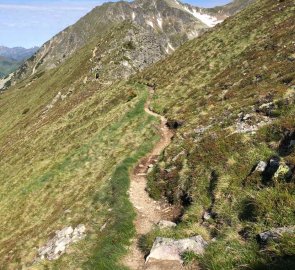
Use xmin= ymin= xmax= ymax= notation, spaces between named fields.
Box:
xmin=123 ymin=88 xmax=184 ymax=270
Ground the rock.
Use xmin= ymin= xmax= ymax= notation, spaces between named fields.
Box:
xmin=146 ymin=236 xmax=207 ymax=264
xmin=56 ymin=226 xmax=73 ymax=238
xmin=157 ymin=220 xmax=177 ymax=229
xmin=257 ymin=226 xmax=295 ymax=244
xmin=256 ymin=102 xmax=275 ymax=116
xmin=37 ymin=224 xmax=86 ymax=261
xmin=255 ymin=161 xmax=267 ymax=173
xmin=242 ymin=113 xmax=252 ymax=121
xmin=203 ymin=211 xmax=211 ymax=221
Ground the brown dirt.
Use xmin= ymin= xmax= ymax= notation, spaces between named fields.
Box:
xmin=122 ymin=88 xmax=184 ymax=270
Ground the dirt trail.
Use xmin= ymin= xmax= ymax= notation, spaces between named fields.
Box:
xmin=123 ymin=88 xmax=183 ymax=270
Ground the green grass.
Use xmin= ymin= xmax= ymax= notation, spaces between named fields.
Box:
xmin=84 ymin=132 xmax=159 ymax=269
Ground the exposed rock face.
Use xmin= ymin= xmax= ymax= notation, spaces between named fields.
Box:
xmin=146 ymin=236 xmax=207 ymax=264
xmin=89 ymin=24 xmax=168 ymax=83
xmin=37 ymin=224 xmax=86 ymax=261
xmin=257 ymin=226 xmax=295 ymax=244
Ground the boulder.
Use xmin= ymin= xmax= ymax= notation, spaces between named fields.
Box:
xmin=157 ymin=220 xmax=177 ymax=229
xmin=146 ymin=236 xmax=207 ymax=264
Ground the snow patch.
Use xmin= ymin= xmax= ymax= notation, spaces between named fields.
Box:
xmin=184 ymin=7 xmax=222 ymax=27
xmin=132 ymin=12 xmax=136 ymax=21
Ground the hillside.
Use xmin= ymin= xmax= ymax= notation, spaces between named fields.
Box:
xmin=0 ymin=0 xmax=294 ymax=269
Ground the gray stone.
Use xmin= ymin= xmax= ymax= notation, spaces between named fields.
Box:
xmin=157 ymin=220 xmax=177 ymax=229
xmin=257 ymin=226 xmax=295 ymax=244
xmin=37 ymin=224 xmax=86 ymax=261
xmin=146 ymin=236 xmax=207 ymax=264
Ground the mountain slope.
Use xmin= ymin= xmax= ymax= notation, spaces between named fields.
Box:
xmin=0 ymin=22 xmax=165 ymax=269
xmin=8 ymin=0 xmax=252 ymax=87
xmin=0 ymin=0 xmax=293 ymax=269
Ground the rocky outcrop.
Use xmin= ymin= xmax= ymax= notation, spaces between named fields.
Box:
xmin=146 ymin=236 xmax=207 ymax=264
xmin=88 ymin=24 xmax=168 ymax=83
xmin=37 ymin=224 xmax=86 ymax=261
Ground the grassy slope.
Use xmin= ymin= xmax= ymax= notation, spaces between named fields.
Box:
xmin=136 ymin=0 xmax=295 ymax=269
xmin=0 ymin=24 xmax=160 ymax=269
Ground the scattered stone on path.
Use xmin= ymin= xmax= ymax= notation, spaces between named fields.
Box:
xmin=146 ymin=236 xmax=207 ymax=264
xmin=157 ymin=220 xmax=177 ymax=229
xmin=37 ymin=224 xmax=86 ymax=261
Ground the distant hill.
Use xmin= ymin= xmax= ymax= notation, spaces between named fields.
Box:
xmin=0 ymin=46 xmax=38 ymax=78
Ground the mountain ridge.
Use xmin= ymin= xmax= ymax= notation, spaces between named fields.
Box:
xmin=4 ymin=0 xmax=252 ymax=89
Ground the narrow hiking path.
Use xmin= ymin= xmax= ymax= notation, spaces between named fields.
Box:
xmin=123 ymin=88 xmax=184 ymax=270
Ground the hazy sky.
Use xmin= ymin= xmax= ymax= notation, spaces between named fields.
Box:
xmin=0 ymin=0 xmax=232 ymax=48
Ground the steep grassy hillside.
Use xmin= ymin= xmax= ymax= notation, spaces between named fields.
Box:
xmin=136 ymin=0 xmax=295 ymax=268
xmin=0 ymin=0 xmax=294 ymax=269
xmin=0 ymin=23 xmax=162 ymax=269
